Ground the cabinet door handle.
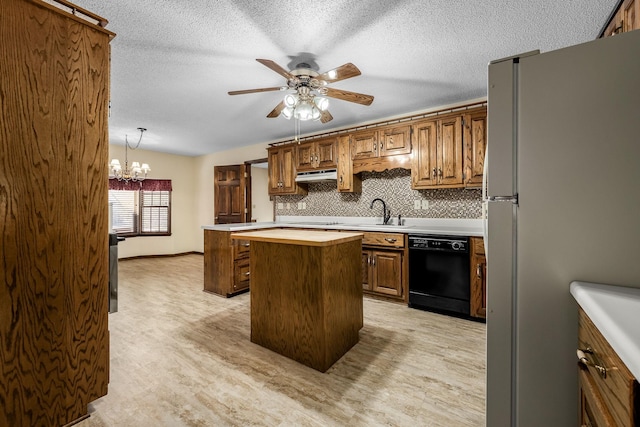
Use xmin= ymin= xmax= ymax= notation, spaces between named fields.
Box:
xmin=432 ymin=168 xmax=437 ymax=178
xmin=339 ymin=176 xmax=343 ymax=184
xmin=438 ymin=168 xmax=443 ymax=177
xmin=384 ymin=238 xmax=397 ymax=243
xmin=372 ymin=256 xmax=376 ymax=267
xmin=577 ymin=348 xmax=607 ymax=379
xmin=367 ymin=255 xmax=371 ymax=265
xmin=476 ymin=263 xmax=482 ymax=278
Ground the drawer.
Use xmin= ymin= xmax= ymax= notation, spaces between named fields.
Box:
xmin=361 ymin=231 xmax=405 ymax=248
xmin=233 ymin=258 xmax=250 ymax=291
xmin=578 ymin=308 xmax=637 ymax=427
xmin=471 ymin=236 xmax=485 ymax=256
xmin=233 ymin=239 xmax=251 ymax=259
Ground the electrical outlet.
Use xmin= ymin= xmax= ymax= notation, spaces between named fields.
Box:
xmin=277 ymin=203 xmax=284 ymax=210
xmin=302 ymin=202 xmax=306 ymax=210
xmin=414 ymin=200 xmax=421 ymax=210
xmin=421 ymin=200 xmax=429 ymax=210
xmin=286 ymin=203 xmax=290 ymax=209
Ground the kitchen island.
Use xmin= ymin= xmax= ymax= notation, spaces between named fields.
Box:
xmin=231 ymin=229 xmax=363 ymax=372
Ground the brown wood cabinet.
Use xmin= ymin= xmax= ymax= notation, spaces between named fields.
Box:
xmin=337 ymin=135 xmax=362 ymax=193
xmin=204 ymin=229 xmax=252 ymax=297
xmin=470 ymin=237 xmax=487 ymax=319
xmin=411 ymin=115 xmax=464 ymax=189
xmin=359 ymin=231 xmax=407 ymax=301
xmin=351 ymin=125 xmax=412 ymax=160
xmin=578 ymin=308 xmax=639 ymax=426
xmin=268 ymin=145 xmax=307 ymax=195
xmin=602 ymin=0 xmax=639 ymax=37
xmin=1 ymin=1 xmax=113 ymax=425
xmin=295 ymin=136 xmax=338 ymax=171
xmin=463 ymin=109 xmax=487 ymax=188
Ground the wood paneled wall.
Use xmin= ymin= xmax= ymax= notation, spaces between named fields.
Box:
xmin=0 ymin=1 xmax=113 ymax=425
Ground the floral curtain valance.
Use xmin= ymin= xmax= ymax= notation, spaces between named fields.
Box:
xmin=108 ymin=178 xmax=172 ymax=191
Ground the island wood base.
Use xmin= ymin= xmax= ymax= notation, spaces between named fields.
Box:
xmin=235 ymin=230 xmax=363 ymax=372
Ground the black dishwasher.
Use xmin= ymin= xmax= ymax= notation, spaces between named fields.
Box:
xmin=408 ymin=234 xmax=470 ymax=316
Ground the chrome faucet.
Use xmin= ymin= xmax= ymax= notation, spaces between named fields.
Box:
xmin=370 ymin=198 xmax=391 ymax=225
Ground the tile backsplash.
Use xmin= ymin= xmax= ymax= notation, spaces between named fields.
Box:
xmin=275 ymin=169 xmax=482 ymax=219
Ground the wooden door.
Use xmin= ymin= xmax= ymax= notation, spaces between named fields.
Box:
xmin=438 ymin=116 xmax=464 ymax=186
xmin=351 ymin=130 xmax=378 ymax=159
xmin=267 ymin=147 xmax=282 ymax=195
xmin=371 ymin=251 xmax=403 ymax=297
xmin=623 ymin=0 xmax=639 ymax=32
xmin=337 ymin=135 xmax=361 ymax=192
xmin=214 ymin=165 xmax=246 ymax=224
xmin=315 ymin=137 xmax=338 ymax=169
xmin=362 ymin=251 xmax=372 ymax=291
xmin=279 ymin=146 xmax=297 ymax=193
xmin=295 ymin=141 xmax=315 ymax=171
xmin=463 ymin=109 xmax=487 ymax=187
xmin=411 ymin=119 xmax=438 ymax=188
xmin=379 ymin=125 xmax=411 ymax=157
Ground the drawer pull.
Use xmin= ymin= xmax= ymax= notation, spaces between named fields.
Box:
xmin=577 ymin=348 xmax=607 ymax=379
xmin=242 ymin=243 xmax=250 ymax=247
xmin=384 ymin=238 xmax=397 ymax=243
xmin=244 ymin=271 xmax=250 ymax=276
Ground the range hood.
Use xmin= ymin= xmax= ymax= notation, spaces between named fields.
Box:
xmin=295 ymin=169 xmax=337 ymax=182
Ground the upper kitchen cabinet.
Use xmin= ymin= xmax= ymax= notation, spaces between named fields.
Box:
xmin=351 ymin=125 xmax=412 ymax=160
xmin=268 ymin=145 xmax=307 ymax=196
xmin=295 ymin=136 xmax=338 ymax=171
xmin=337 ymin=135 xmax=362 ymax=193
xmin=463 ymin=108 xmax=487 ymax=188
xmin=411 ymin=115 xmax=464 ymax=189
xmin=601 ymin=0 xmax=639 ymax=36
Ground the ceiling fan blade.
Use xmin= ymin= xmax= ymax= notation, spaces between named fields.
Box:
xmin=267 ymin=101 xmax=286 ymax=118
xmin=228 ymin=86 xmax=283 ymax=96
xmin=320 ymin=110 xmax=333 ymax=123
xmin=256 ymin=59 xmax=294 ymax=80
xmin=317 ymin=63 xmax=361 ymax=83
xmin=324 ymin=87 xmax=374 ymax=106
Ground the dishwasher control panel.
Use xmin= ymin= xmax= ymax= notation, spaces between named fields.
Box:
xmin=408 ymin=235 xmax=469 ymax=253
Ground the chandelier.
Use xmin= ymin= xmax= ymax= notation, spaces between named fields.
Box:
xmin=281 ymin=86 xmax=329 ymax=121
xmin=109 ymin=127 xmax=151 ymax=182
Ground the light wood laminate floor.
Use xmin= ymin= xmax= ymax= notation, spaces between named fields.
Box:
xmin=79 ymin=254 xmax=486 ymax=426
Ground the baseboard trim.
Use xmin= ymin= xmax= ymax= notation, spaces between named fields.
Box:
xmin=119 ymin=251 xmax=203 ymax=261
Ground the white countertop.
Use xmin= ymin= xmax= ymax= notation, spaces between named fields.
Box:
xmin=570 ymin=281 xmax=640 ymax=380
xmin=202 ymin=216 xmax=483 ymax=236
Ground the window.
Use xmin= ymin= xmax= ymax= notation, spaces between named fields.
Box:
xmin=108 ymin=179 xmax=172 ymax=237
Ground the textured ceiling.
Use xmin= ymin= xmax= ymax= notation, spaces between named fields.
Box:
xmin=73 ymin=0 xmax=616 ymax=156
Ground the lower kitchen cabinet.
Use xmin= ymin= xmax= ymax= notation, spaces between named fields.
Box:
xmin=578 ymin=307 xmax=639 ymax=426
xmin=470 ymin=237 xmax=487 ymax=319
xmin=360 ymin=231 xmax=407 ymax=302
xmin=204 ymin=229 xmax=251 ymax=297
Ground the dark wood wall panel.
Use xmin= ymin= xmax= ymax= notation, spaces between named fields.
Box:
xmin=0 ymin=1 xmax=112 ymax=425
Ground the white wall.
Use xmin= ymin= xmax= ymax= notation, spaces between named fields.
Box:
xmin=109 ymin=144 xmax=199 ymax=258
xmin=250 ymin=165 xmax=273 ymax=222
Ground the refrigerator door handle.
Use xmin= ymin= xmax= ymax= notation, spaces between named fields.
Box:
xmin=488 ymin=194 xmax=519 ymax=205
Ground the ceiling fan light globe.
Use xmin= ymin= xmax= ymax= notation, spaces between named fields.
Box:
xmin=311 ymin=107 xmax=321 ymax=121
xmin=282 ymin=106 xmax=294 ymax=119
xmin=296 ymin=102 xmax=313 ymax=121
xmin=284 ymin=94 xmax=298 ymax=108
xmin=314 ymin=96 xmax=329 ymax=111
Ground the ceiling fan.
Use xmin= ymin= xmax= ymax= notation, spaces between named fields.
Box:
xmin=228 ymin=59 xmax=374 ymax=123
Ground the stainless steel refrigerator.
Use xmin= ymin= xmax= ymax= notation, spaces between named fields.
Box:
xmin=485 ymin=30 xmax=640 ymax=426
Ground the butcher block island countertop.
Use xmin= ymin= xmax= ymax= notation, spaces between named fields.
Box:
xmin=231 ymin=229 xmax=364 ymax=372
